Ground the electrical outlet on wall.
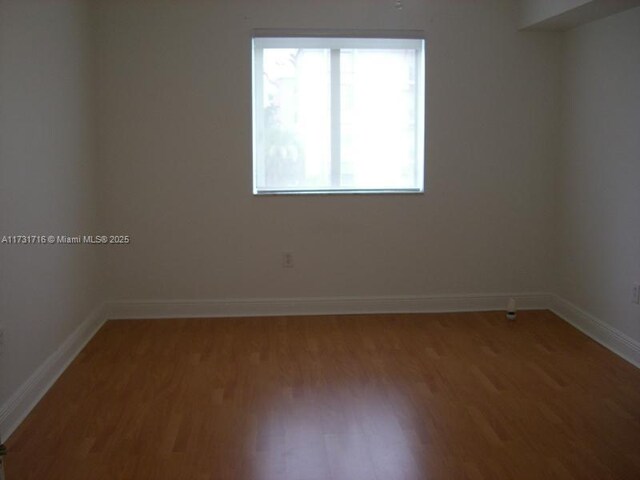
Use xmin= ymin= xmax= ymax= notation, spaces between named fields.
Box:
xmin=633 ymin=283 xmax=640 ymax=305
xmin=282 ymin=252 xmax=294 ymax=268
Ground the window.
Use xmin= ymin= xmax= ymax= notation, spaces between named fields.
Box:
xmin=252 ymin=33 xmax=425 ymax=194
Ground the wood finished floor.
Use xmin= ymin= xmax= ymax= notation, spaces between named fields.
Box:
xmin=6 ymin=311 xmax=640 ymax=480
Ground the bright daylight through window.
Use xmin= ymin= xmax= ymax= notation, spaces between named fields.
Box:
xmin=252 ymin=34 xmax=425 ymax=194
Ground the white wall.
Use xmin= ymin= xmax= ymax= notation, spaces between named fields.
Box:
xmin=95 ymin=0 xmax=561 ymax=304
xmin=557 ymin=6 xmax=640 ymax=343
xmin=0 ymin=0 xmax=100 ymax=414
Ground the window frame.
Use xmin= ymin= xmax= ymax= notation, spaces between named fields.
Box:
xmin=251 ymin=30 xmax=426 ymax=196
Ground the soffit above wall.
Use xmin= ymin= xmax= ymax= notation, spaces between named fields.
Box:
xmin=518 ymin=0 xmax=640 ymax=31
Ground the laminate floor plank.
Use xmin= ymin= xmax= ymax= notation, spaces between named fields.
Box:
xmin=6 ymin=311 xmax=640 ymax=479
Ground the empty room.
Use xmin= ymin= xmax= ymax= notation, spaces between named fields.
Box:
xmin=1 ymin=0 xmax=639 ymax=478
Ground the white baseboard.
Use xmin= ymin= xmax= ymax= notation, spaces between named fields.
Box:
xmin=550 ymin=295 xmax=640 ymax=369
xmin=104 ymin=292 xmax=551 ymax=320
xmin=0 ymin=304 xmax=107 ymax=440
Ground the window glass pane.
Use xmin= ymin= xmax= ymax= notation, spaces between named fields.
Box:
xmin=340 ymin=49 xmax=418 ymax=189
xmin=253 ymin=37 xmax=424 ymax=194
xmin=257 ymin=48 xmax=331 ymax=191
